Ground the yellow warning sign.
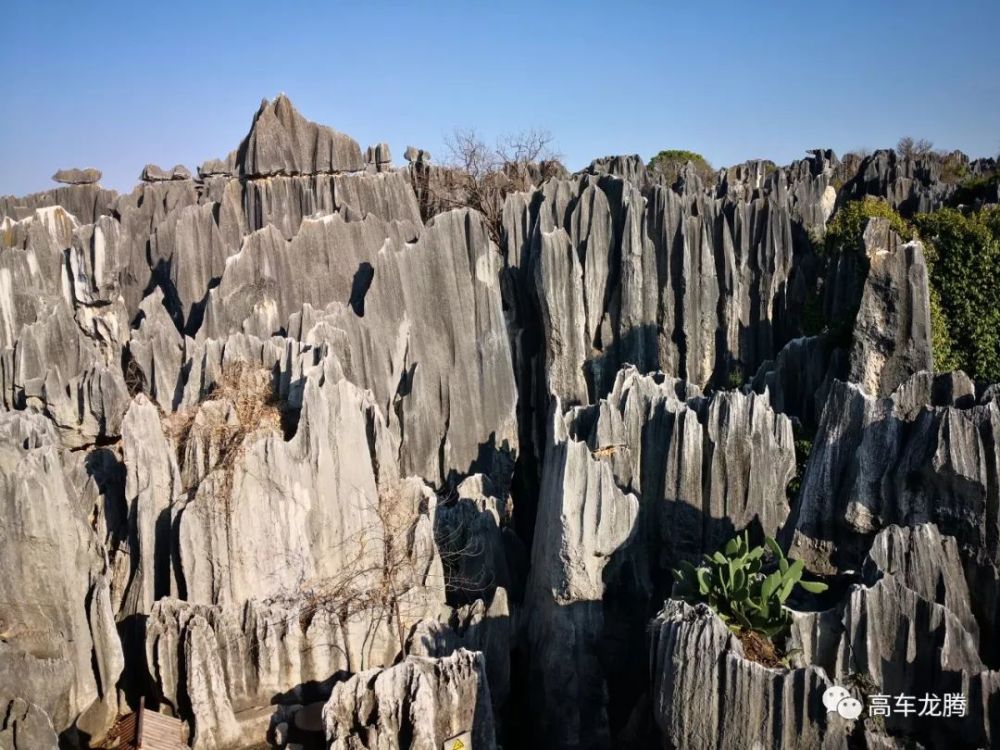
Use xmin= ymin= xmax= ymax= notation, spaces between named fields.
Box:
xmin=443 ymin=731 xmax=472 ymax=750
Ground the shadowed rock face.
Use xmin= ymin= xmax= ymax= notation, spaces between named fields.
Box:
xmin=523 ymin=368 xmax=795 ymax=747
xmin=1 ymin=94 xmax=998 ymax=749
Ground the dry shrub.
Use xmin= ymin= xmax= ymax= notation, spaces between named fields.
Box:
xmin=209 ymin=363 xmax=282 ymax=434
xmin=281 ymin=482 xmax=429 ymax=658
xmin=591 ymin=443 xmax=625 ymax=458
xmin=423 ymin=128 xmax=560 ymax=243
xmin=163 ymin=362 xmax=283 ymax=511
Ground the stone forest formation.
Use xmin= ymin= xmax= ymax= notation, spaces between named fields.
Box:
xmin=1 ymin=94 xmax=1000 ymax=749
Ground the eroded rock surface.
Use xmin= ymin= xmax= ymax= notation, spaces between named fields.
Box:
xmin=2 ymin=93 xmax=998 ymax=750
xmin=324 ymin=650 xmax=495 ymax=750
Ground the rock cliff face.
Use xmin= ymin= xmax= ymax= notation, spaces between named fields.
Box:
xmin=324 ymin=650 xmax=495 ymax=750
xmin=1 ymin=95 xmax=997 ymax=749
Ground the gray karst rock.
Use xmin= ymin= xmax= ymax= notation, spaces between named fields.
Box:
xmin=241 ymin=170 xmax=421 ymax=239
xmin=1 ymin=298 xmax=130 ymax=447
xmin=68 ymin=214 xmax=133 ymax=307
xmin=173 ymin=365 xmax=428 ymax=609
xmin=126 ymin=288 xmax=185 ymax=410
xmin=365 ymin=142 xmax=392 ymax=172
xmin=501 ymin=156 xmax=824 ymax=481
xmin=751 ymin=334 xmax=846 ymax=428
xmin=3 ymin=91 xmax=1000 ymax=749
xmin=197 ymin=212 xmax=417 ymax=339
xmin=141 ymin=163 xmax=193 ymax=182
xmin=404 ymin=145 xmax=431 ymax=163
xmin=786 ymin=374 xmax=1000 ymax=572
xmin=650 ymin=601 xmax=853 ymax=749
xmin=840 ymin=149 xmax=957 ymax=216
xmin=524 ymin=396 xmax=640 ymax=748
xmin=0 ymin=207 xmax=80 ymax=350
xmin=585 ymin=154 xmax=651 ymax=187
xmin=237 ymin=94 xmax=365 ymax=177
xmin=52 ymin=167 xmax=102 ymax=185
xmin=524 ymin=367 xmax=795 ymax=746
xmin=847 ymin=218 xmax=933 ymax=396
xmin=434 ymin=474 xmax=513 ymax=605
xmin=323 ymin=649 xmax=496 ymax=750
xmin=0 ymin=697 xmax=60 ymax=749
xmin=147 ymin=181 xmax=248 ymax=331
xmin=749 ymin=216 xmax=934 ymax=427
xmin=199 ymin=150 xmax=238 ymax=178
xmin=0 ymin=411 xmax=124 ymax=745
xmin=405 ymin=588 xmax=513 ymax=711
xmin=118 ymin=394 xmax=183 ymax=617
xmin=785 ymin=523 xmax=999 ymax=747
xmin=146 ymin=597 xmax=349 ymax=749
xmin=862 ymin=523 xmax=979 ymax=639
xmin=282 ymin=209 xmax=519 ymax=488
xmin=2 ymin=183 xmax=118 ymax=224
xmin=786 ymin=371 xmax=1000 ymax=671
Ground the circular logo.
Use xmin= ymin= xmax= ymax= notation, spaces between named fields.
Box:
xmin=836 ymin=697 xmax=863 ymax=720
xmin=822 ymin=685 xmax=850 ymax=712
xmin=822 ymin=685 xmax=863 ymax=720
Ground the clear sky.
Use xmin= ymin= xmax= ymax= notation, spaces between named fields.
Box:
xmin=2 ymin=0 xmax=998 ymax=196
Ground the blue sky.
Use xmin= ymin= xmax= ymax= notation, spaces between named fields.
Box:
xmin=2 ymin=1 xmax=998 ymax=195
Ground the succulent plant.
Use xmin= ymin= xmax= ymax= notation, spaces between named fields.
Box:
xmin=671 ymin=532 xmax=828 ymax=639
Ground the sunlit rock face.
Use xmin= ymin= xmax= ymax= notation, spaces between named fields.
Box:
xmin=1 ymin=93 xmax=998 ymax=749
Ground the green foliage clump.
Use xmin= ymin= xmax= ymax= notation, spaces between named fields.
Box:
xmin=726 ymin=365 xmax=745 ymax=390
xmin=953 ymin=170 xmax=1000 ymax=206
xmin=938 ymin=151 xmax=969 ymax=185
xmin=648 ymin=149 xmax=714 ymax=185
xmin=929 ymin=286 xmax=959 ymax=373
xmin=786 ymin=439 xmax=813 ymax=499
xmin=821 ymin=197 xmax=914 ymax=257
xmin=816 ymin=198 xmax=962 ymax=371
xmin=671 ymin=532 xmax=827 ymax=640
xmin=913 ymin=206 xmax=1000 ymax=382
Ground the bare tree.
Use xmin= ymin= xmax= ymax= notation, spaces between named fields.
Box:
xmin=423 ymin=128 xmax=561 ymax=243
xmin=897 ymin=136 xmax=934 ymax=159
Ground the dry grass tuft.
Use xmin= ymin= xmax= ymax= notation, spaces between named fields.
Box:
xmin=209 ymin=363 xmax=283 ymax=434
xmin=591 ymin=443 xmax=625 ymax=458
xmin=163 ymin=362 xmax=284 ymax=512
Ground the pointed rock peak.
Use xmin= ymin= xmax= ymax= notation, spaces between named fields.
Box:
xmin=235 ymin=94 xmax=364 ymax=178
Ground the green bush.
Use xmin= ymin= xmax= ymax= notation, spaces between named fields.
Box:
xmin=820 ymin=197 xmax=914 ymax=258
xmin=648 ymin=149 xmax=714 ymax=185
xmin=913 ymin=206 xmax=1000 ymax=382
xmin=671 ymin=532 xmax=827 ymax=640
xmin=952 ymin=170 xmax=1000 ymax=206
xmin=816 ymin=198 xmax=967 ymax=373
xmin=786 ymin=439 xmax=813 ymax=499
